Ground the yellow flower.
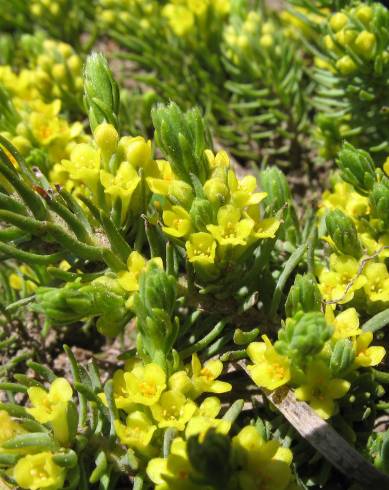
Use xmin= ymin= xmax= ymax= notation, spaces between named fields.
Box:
xmin=295 ymin=360 xmax=350 ymax=419
xmin=227 ymin=171 xmax=267 ymax=208
xmin=114 ymin=410 xmax=156 ymax=450
xmin=190 ymin=353 xmax=231 ymax=397
xmin=247 ymin=336 xmax=291 ymax=391
xmin=196 ymin=396 xmax=223 ymax=418
xmin=118 ymin=135 xmax=153 ymax=171
xmin=363 ymin=262 xmax=389 ymax=303
xmin=29 ymin=111 xmax=68 ymax=148
xmin=207 ymin=205 xmax=254 ymax=246
xmin=354 ymin=332 xmax=386 ymax=367
xmin=186 ymin=232 xmax=216 ymax=265
xmin=162 ymin=206 xmax=192 ymax=238
xmin=185 ymin=415 xmax=231 ymax=440
xmin=26 ymin=378 xmax=73 ymax=444
xmin=27 ymin=378 xmax=72 ymax=423
xmin=117 ymin=252 xmax=163 ymax=307
xmin=62 ymin=143 xmax=101 ymax=194
xmin=163 ymin=4 xmax=194 ymax=36
xmin=9 ymin=273 xmax=24 ymax=290
xmin=0 ymin=411 xmax=25 ymax=445
xmin=184 ymin=396 xmax=231 ymax=439
xmin=13 ymin=452 xmax=65 ymax=490
xmin=232 ymin=425 xmax=293 ymax=490
xmin=325 ymin=307 xmax=361 ymax=339
xmin=146 ymin=160 xmax=175 ymax=195
xmin=318 ymin=254 xmax=367 ymax=304
xmin=319 ymin=182 xmax=369 ymax=219
xmin=245 ymin=205 xmax=281 ymax=239
xmin=118 ymin=251 xmax=146 ymax=292
xmin=168 ymin=369 xmax=193 ymax=395
xmin=100 ymin=162 xmax=141 ymax=222
xmin=147 ymin=438 xmax=199 ymax=490
xmin=205 ymin=149 xmax=230 ymax=169
xmin=106 ymin=368 xmax=134 ymax=411
xmin=121 ymin=363 xmax=167 ymax=407
xmin=150 ymin=390 xmax=197 ymax=431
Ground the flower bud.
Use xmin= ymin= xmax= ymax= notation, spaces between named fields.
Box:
xmin=132 ymin=264 xmax=178 ymax=370
xmin=189 ymin=198 xmax=215 ymax=231
xmin=285 ymin=273 xmax=321 ymax=317
xmin=84 ymin=52 xmax=120 ymax=132
xmin=336 ymin=55 xmax=357 ymax=75
xmin=11 ymin=136 xmax=31 ymax=155
xmin=324 ymin=34 xmax=336 ymax=51
xmin=330 ymin=339 xmax=355 ymax=377
xmin=275 ymin=312 xmax=333 ymax=360
xmin=335 ymin=29 xmax=357 ymax=47
xmin=51 ymin=63 xmax=67 ymax=82
xmin=259 ymin=34 xmax=272 ymax=48
xmin=337 ymin=142 xmax=376 ymax=193
xmin=354 ymin=31 xmax=376 ymax=59
xmin=37 ymin=54 xmax=53 ymax=71
xmin=203 ymin=178 xmax=229 ymax=204
xmin=326 ymin=209 xmax=363 ymax=258
xmin=373 ymin=432 xmax=389 ymax=474
xmin=151 ymin=102 xmax=211 ymax=184
xmin=138 ymin=264 xmax=177 ymax=316
xmin=124 ymin=136 xmax=152 ymax=169
xmin=34 ymin=282 xmax=126 ymax=330
xmin=355 ymin=5 xmax=374 ymax=26
xmin=94 ymin=122 xmax=119 ymax=161
xmin=259 ymin=166 xmax=291 ymax=214
xmin=369 ymin=179 xmax=389 ymax=227
xmin=67 ymin=54 xmax=81 ymax=74
xmin=169 ymin=180 xmax=194 ymax=208
xmin=330 ymin=12 xmax=348 ymax=32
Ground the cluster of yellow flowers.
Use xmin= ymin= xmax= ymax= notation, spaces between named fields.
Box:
xmin=149 ymin=149 xmax=280 ymax=280
xmin=8 ymin=265 xmax=38 ymax=295
xmin=0 ymin=356 xmax=296 ymax=490
xmin=56 ymin=120 xmax=281 ymax=279
xmin=148 ymin=425 xmax=293 ymax=490
xmin=104 ymin=357 xmax=294 ymax=490
xmin=245 ymin=153 xmax=388 ymax=421
xmin=0 ymin=378 xmax=73 ymax=489
xmin=318 ymin=180 xmax=389 ymax=309
xmin=321 ymin=5 xmax=380 ymax=75
xmin=30 ymin=39 xmax=83 ymax=105
xmin=247 ymin=316 xmax=385 ymax=420
xmin=280 ymin=6 xmax=329 ymax=41
xmin=104 ymin=356 xmax=231 ymax=448
xmin=97 ymin=0 xmax=156 ymax=30
xmin=0 ymin=44 xmax=87 ymax=166
xmin=224 ymin=11 xmax=275 ymax=61
xmin=55 ymin=122 xmax=152 ymax=222
xmin=30 ymin=0 xmax=68 ymax=20
xmin=162 ymin=0 xmax=230 ymax=37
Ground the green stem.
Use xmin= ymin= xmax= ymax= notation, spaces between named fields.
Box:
xmin=0 ymin=151 xmax=47 ymax=220
xmin=362 ymin=308 xmax=389 ymax=333
xmin=0 ymin=242 xmax=64 ymax=265
xmin=63 ymin=345 xmax=87 ymax=428
xmin=180 ymin=319 xmax=228 ymax=359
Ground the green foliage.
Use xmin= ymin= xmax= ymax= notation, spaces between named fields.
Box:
xmin=276 ymin=311 xmax=333 ymax=360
